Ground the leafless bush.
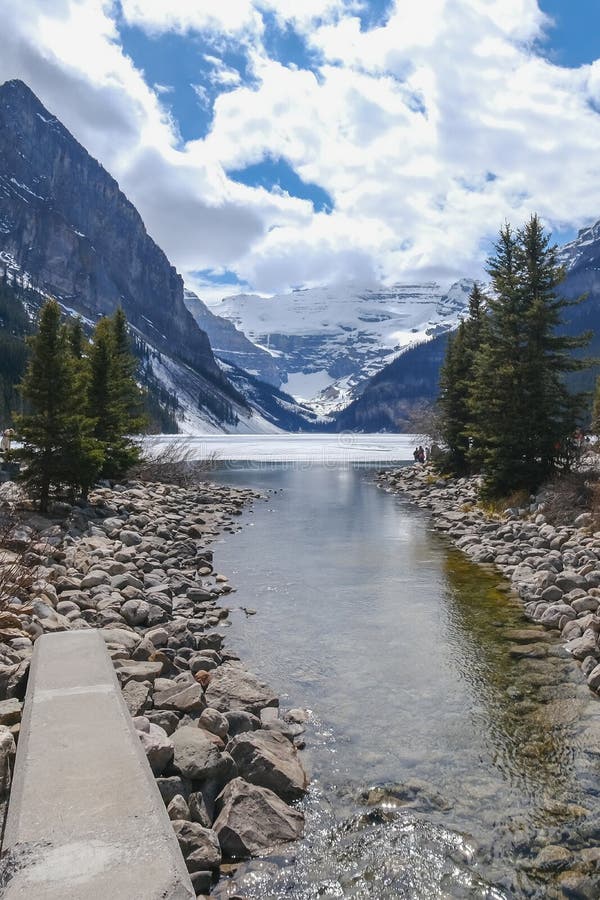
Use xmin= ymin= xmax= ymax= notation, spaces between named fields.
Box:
xmin=405 ymin=402 xmax=444 ymax=444
xmin=131 ymin=438 xmax=220 ymax=487
xmin=0 ymin=503 xmax=35 ymax=617
xmin=540 ymin=470 xmax=598 ymax=527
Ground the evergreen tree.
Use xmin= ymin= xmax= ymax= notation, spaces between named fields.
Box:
xmin=469 ymin=215 xmax=590 ymax=498
xmin=591 ymin=376 xmax=600 ymax=435
xmin=68 ymin=318 xmax=86 ymax=360
xmin=438 ymin=283 xmax=485 ymax=473
xmin=87 ymin=309 xmax=145 ymax=478
xmin=16 ymin=300 xmax=103 ymax=511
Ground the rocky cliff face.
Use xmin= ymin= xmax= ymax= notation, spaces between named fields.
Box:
xmin=0 ymin=79 xmax=226 ymax=388
xmin=184 ymin=290 xmax=284 ymax=386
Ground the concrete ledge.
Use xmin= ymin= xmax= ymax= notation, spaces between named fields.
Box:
xmin=0 ymin=631 xmax=194 ymax=899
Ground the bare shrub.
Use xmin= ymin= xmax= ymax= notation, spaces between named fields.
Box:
xmin=405 ymin=402 xmax=444 ymax=444
xmin=131 ymin=438 xmax=220 ymax=487
xmin=0 ymin=503 xmax=35 ymax=617
xmin=540 ymin=471 xmax=597 ymax=527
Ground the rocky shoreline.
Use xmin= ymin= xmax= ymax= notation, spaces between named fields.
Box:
xmin=377 ymin=464 xmax=600 ymax=700
xmin=0 ymin=477 xmax=309 ymax=898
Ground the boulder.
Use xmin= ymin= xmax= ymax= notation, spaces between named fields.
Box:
xmin=153 ymin=683 xmax=205 ymax=714
xmin=171 ymin=726 xmax=234 ymax=782
xmin=120 ymin=598 xmax=150 ymax=626
xmin=204 ymin=665 xmax=278 ymax=717
xmin=0 ymin=698 xmax=22 ymax=726
xmin=213 ymin=777 xmax=304 ymax=859
xmin=100 ymin=628 xmax=141 ymax=651
xmin=188 ymin=791 xmax=212 ymax=827
xmin=113 ymin=660 xmax=163 ymax=685
xmin=145 ymin=710 xmax=180 ymax=735
xmin=120 ymin=529 xmax=143 ymax=547
xmin=228 ymin=730 xmax=308 ymax=801
xmin=198 ymin=708 xmax=229 ymax=741
xmin=167 ymin=794 xmax=190 ymax=821
xmin=121 ymin=679 xmax=151 ymax=716
xmin=137 ymin=723 xmax=174 ymax=776
xmin=171 ymin=820 xmax=222 ymax=870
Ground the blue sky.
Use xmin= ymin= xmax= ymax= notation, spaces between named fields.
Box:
xmin=3 ymin=1 xmax=600 ymax=298
xmin=538 ymin=0 xmax=600 ymax=67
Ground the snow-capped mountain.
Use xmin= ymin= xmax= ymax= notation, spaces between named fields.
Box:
xmin=206 ymin=279 xmax=473 ymax=413
xmin=0 ymin=78 xmax=319 ymax=434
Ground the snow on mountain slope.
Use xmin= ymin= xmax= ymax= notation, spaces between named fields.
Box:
xmin=207 ymin=279 xmax=473 ymax=413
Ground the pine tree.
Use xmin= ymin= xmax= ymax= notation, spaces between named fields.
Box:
xmin=68 ymin=318 xmax=85 ymax=360
xmin=592 ymin=376 xmax=600 ymax=435
xmin=438 ymin=283 xmax=485 ymax=473
xmin=87 ymin=309 xmax=145 ymax=478
xmin=469 ymin=216 xmax=590 ymax=498
xmin=16 ymin=300 xmax=103 ymax=511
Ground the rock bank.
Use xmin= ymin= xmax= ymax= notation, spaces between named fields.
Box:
xmin=0 ymin=478 xmax=309 ymax=897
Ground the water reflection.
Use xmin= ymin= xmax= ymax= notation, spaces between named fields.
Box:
xmin=205 ymin=465 xmax=600 ymax=898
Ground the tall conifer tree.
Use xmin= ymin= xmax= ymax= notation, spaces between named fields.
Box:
xmin=17 ymin=300 xmax=103 ymax=511
xmin=438 ymin=283 xmax=485 ymax=473
xmin=87 ymin=309 xmax=145 ymax=478
xmin=469 ymin=215 xmax=589 ymax=497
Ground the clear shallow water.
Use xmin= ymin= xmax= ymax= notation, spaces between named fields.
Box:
xmin=207 ymin=464 xmax=600 ymax=899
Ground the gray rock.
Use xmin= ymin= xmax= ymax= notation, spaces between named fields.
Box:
xmin=171 ymin=726 xmax=234 ymax=782
xmin=121 ymin=679 xmax=151 ymax=716
xmin=228 ymin=730 xmax=308 ymax=801
xmin=198 ymin=708 xmax=229 ymax=741
xmin=137 ymin=723 xmax=174 ymax=776
xmin=156 ymin=776 xmax=189 ymax=807
xmin=539 ymin=604 xmax=576 ymax=628
xmin=204 ymin=664 xmax=278 ymax=717
xmin=565 ymin=630 xmax=598 ymax=661
xmin=153 ymin=683 xmax=205 ymax=714
xmin=80 ymin=571 xmax=111 ymax=589
xmin=145 ymin=710 xmax=180 ymax=735
xmin=100 ymin=628 xmax=141 ymax=650
xmin=113 ymin=660 xmax=163 ymax=685
xmin=213 ymin=777 xmax=304 ymax=859
xmin=120 ymin=598 xmax=150 ymax=626
xmin=120 ymin=529 xmax=143 ymax=546
xmin=167 ymin=794 xmax=190 ymax=821
xmin=188 ymin=791 xmax=212 ymax=827
xmin=171 ymin=820 xmax=222 ymax=870
xmin=0 ymin=698 xmax=22 ymax=726
xmin=223 ymin=710 xmax=260 ymax=738
xmin=541 ymin=585 xmax=563 ymax=603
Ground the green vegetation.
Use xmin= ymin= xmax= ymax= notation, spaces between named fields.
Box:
xmin=438 ymin=215 xmax=591 ymax=498
xmin=0 ymin=271 xmax=34 ymax=424
xmin=16 ymin=300 xmax=147 ymax=511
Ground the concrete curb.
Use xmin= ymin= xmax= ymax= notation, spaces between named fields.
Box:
xmin=0 ymin=631 xmax=194 ymax=899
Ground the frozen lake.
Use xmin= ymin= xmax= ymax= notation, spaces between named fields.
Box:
xmin=143 ymin=433 xmax=419 ymax=463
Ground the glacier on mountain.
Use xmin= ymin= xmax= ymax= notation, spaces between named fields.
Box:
xmin=205 ymin=278 xmax=473 ymax=413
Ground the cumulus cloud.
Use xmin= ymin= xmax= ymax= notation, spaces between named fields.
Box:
xmin=1 ymin=0 xmax=600 ymax=297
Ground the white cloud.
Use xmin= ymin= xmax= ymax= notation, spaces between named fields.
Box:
xmin=1 ymin=0 xmax=600 ymax=300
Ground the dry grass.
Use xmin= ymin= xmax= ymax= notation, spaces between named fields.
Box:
xmin=131 ymin=438 xmax=220 ymax=488
xmin=479 ymin=488 xmax=531 ymax=519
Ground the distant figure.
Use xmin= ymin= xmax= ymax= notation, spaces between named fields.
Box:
xmin=1 ymin=429 xmax=14 ymax=454
xmin=413 ymin=447 xmax=420 ymax=463
xmin=425 ymin=446 xmax=431 ymax=462
xmin=417 ymin=446 xmax=425 ymax=464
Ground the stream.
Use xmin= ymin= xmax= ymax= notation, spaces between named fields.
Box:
xmin=205 ymin=460 xmax=600 ymax=899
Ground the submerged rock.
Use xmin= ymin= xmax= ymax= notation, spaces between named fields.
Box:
xmin=213 ymin=777 xmax=304 ymax=859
